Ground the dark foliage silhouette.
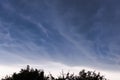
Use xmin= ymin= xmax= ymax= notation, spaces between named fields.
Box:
xmin=2 ymin=65 xmax=107 ymax=80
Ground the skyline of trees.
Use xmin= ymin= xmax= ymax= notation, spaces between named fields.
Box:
xmin=1 ymin=65 xmax=107 ymax=80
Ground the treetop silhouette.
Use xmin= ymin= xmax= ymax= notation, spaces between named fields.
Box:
xmin=2 ymin=65 xmax=107 ymax=80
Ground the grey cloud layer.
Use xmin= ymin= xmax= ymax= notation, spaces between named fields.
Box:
xmin=0 ymin=0 xmax=120 ymax=70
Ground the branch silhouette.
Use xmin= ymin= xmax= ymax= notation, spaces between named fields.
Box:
xmin=2 ymin=65 xmax=107 ymax=80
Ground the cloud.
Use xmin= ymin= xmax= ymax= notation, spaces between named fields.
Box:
xmin=0 ymin=0 xmax=120 ymax=73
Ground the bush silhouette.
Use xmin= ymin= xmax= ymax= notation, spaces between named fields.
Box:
xmin=2 ymin=65 xmax=107 ymax=80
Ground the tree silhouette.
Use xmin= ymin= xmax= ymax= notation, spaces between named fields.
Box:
xmin=2 ymin=65 xmax=107 ymax=80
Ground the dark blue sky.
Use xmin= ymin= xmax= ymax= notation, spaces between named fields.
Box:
xmin=0 ymin=0 xmax=120 ymax=79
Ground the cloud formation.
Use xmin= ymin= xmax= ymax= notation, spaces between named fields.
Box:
xmin=0 ymin=0 xmax=120 ymax=73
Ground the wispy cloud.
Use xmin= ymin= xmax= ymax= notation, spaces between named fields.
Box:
xmin=0 ymin=1 xmax=120 ymax=78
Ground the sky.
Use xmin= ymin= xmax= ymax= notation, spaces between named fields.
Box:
xmin=0 ymin=0 xmax=120 ymax=80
